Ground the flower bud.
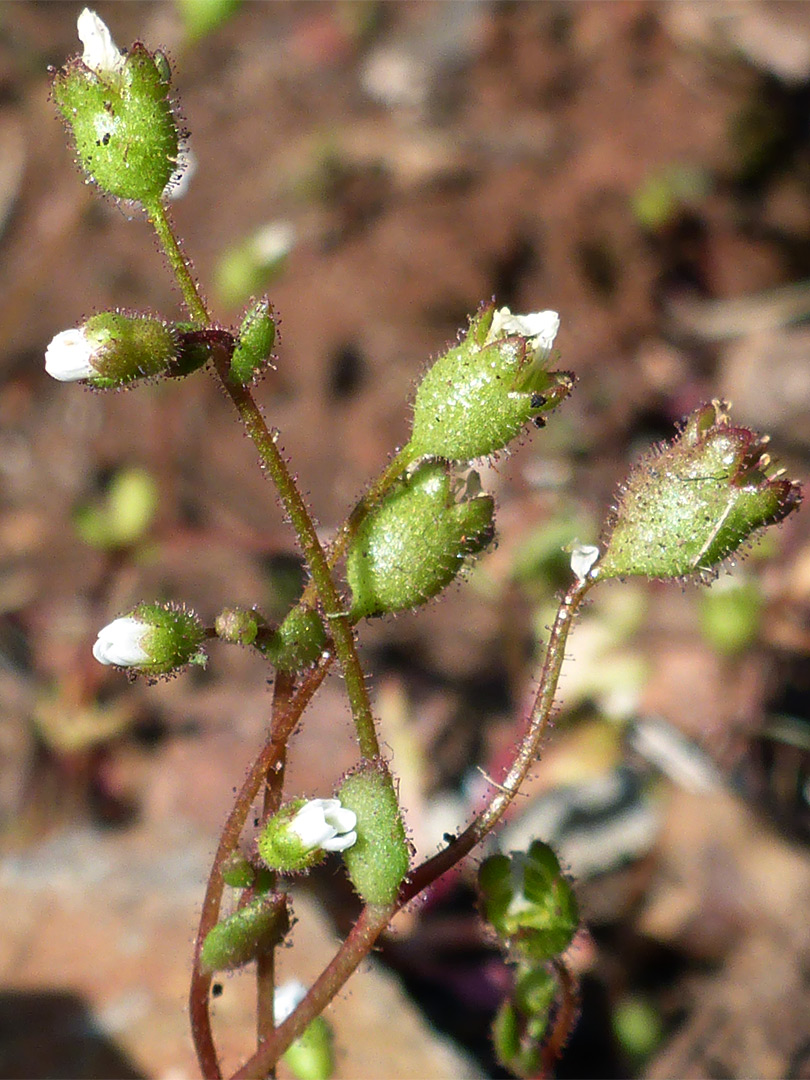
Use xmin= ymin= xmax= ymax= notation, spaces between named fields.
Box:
xmin=274 ymin=981 xmax=335 ymax=1080
xmin=221 ymin=850 xmax=255 ymax=889
xmin=92 ymin=602 xmax=206 ymax=675
xmin=229 ymin=298 xmax=277 ymax=386
xmin=478 ymin=841 xmax=578 ymax=963
xmin=261 ymin=607 xmax=327 ymax=672
xmin=45 ymin=312 xmax=179 ymax=388
xmin=407 ymin=303 xmax=573 ymax=462
xmin=257 ymin=798 xmax=357 ymax=873
xmin=200 ymin=891 xmax=289 ymax=974
xmin=52 ymin=10 xmax=180 ymax=204
xmin=598 ymin=402 xmax=802 ymax=581
xmin=346 ymin=461 xmax=495 ymax=620
xmin=337 ymin=762 xmax=410 ymax=905
xmin=214 ymin=607 xmax=261 ymax=647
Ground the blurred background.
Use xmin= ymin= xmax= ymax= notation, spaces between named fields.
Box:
xmin=1 ymin=2 xmax=809 ymax=1077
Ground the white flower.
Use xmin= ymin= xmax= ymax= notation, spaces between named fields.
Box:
xmin=288 ymin=798 xmax=357 ymax=853
xmin=77 ymin=8 xmax=126 ymax=78
xmin=93 ymin=617 xmax=150 ymax=667
xmin=570 ymin=543 xmax=600 ymax=582
xmin=45 ymin=327 xmax=97 ymax=382
xmin=273 ymin=980 xmax=307 ymax=1026
xmin=487 ymin=307 xmax=560 ymax=361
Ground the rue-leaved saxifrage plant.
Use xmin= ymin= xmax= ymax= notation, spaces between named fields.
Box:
xmin=46 ymin=11 xmax=802 ymax=1080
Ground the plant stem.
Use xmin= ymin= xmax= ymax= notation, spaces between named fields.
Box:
xmin=231 ymin=903 xmax=397 ymax=1080
xmin=297 ymin=445 xmax=415 ymax=610
xmin=190 ymin=658 xmax=332 ymax=1079
xmin=256 ymin=672 xmax=294 ymax=1061
xmin=227 ymin=576 xmax=595 ymax=1078
xmin=209 ymin=349 xmax=381 ymax=761
xmin=144 ymin=198 xmax=210 ymax=324
xmin=402 ymin=576 xmax=594 ymax=898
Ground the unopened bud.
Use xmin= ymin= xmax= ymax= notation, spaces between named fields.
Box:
xmin=200 ymin=891 xmax=289 ymax=973
xmin=337 ymin=762 xmax=409 ymax=905
xmin=407 ymin=303 xmax=572 ymax=462
xmin=347 ymin=461 xmax=495 ymax=620
xmin=599 ymin=401 xmax=802 ymax=581
xmin=45 ymin=312 xmax=179 ymax=388
xmin=52 ymin=10 xmax=180 ymax=204
xmin=92 ymin=602 xmax=206 ymax=675
xmin=229 ymin=298 xmax=276 ymax=386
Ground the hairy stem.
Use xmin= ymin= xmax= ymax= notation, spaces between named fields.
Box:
xmin=190 ymin=659 xmax=332 ymax=1079
xmin=145 ymin=198 xmax=210 ymax=325
xmin=227 ymin=576 xmax=594 ymax=1078
xmin=209 ymin=349 xmax=381 ymax=761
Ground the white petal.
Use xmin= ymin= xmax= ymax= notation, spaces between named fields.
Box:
xmin=273 ymin=980 xmax=307 ymax=1026
xmin=45 ymin=328 xmax=97 ymax=382
xmin=288 ymin=802 xmax=333 ymax=850
xmin=93 ymin=617 xmax=150 ymax=666
xmin=322 ymin=829 xmax=357 ymax=852
xmin=78 ymin=8 xmax=125 ymax=77
xmin=488 ymin=307 xmax=560 ymax=355
xmin=323 ymin=805 xmax=357 ymax=835
xmin=570 ymin=544 xmax=600 ymax=581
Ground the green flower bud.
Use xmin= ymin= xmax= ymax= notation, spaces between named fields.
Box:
xmin=258 ymin=798 xmax=358 ymax=873
xmin=598 ymin=402 xmax=802 ymax=581
xmin=92 ymin=602 xmax=206 ymax=675
xmin=478 ymin=841 xmax=578 ymax=963
xmin=337 ymin=762 xmax=410 ymax=905
xmin=697 ymin=575 xmax=764 ymax=656
xmin=407 ymin=304 xmax=573 ymax=462
xmin=261 ymin=607 xmax=327 ymax=671
xmin=215 ymin=607 xmax=261 ymax=647
xmin=73 ymin=466 xmax=158 ymax=549
xmin=215 ymin=222 xmax=295 ymax=309
xmin=177 ymin=0 xmax=243 ymax=43
xmin=52 ymin=10 xmax=180 ymax=204
xmin=274 ymin=982 xmax=335 ymax=1080
xmin=200 ymin=891 xmax=289 ymax=973
xmin=283 ymin=1016 xmax=333 ymax=1080
xmin=229 ymin=298 xmax=277 ymax=386
xmin=346 ymin=461 xmax=495 ymax=619
xmin=45 ymin=312 xmax=179 ymax=388
xmin=221 ymin=850 xmax=255 ymax=889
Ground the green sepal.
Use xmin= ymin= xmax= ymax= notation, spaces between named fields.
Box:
xmin=478 ymin=841 xmax=578 ymax=963
xmin=492 ymin=999 xmax=547 ymax=1079
xmin=599 ymin=402 xmax=802 ymax=581
xmin=83 ymin=312 xmax=179 ymax=388
xmin=283 ymin=1016 xmax=334 ymax=1080
xmin=229 ymin=298 xmax=276 ymax=385
xmin=346 ymin=461 xmax=495 ymax=619
xmin=53 ymin=43 xmax=179 ymax=203
xmin=337 ymin=762 xmax=409 ymax=905
xmin=260 ymin=607 xmax=327 ymax=671
xmin=200 ymin=891 xmax=289 ymax=973
xmin=407 ymin=305 xmax=573 ymax=462
xmin=134 ymin=601 xmax=207 ymax=674
xmin=257 ymin=800 xmax=322 ymax=873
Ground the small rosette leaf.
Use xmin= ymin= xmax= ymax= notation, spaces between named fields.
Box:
xmin=407 ymin=303 xmax=573 ymax=462
xmin=599 ymin=402 xmax=802 ymax=581
xmin=346 ymin=460 xmax=495 ymax=619
xmin=478 ymin=841 xmax=578 ymax=963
